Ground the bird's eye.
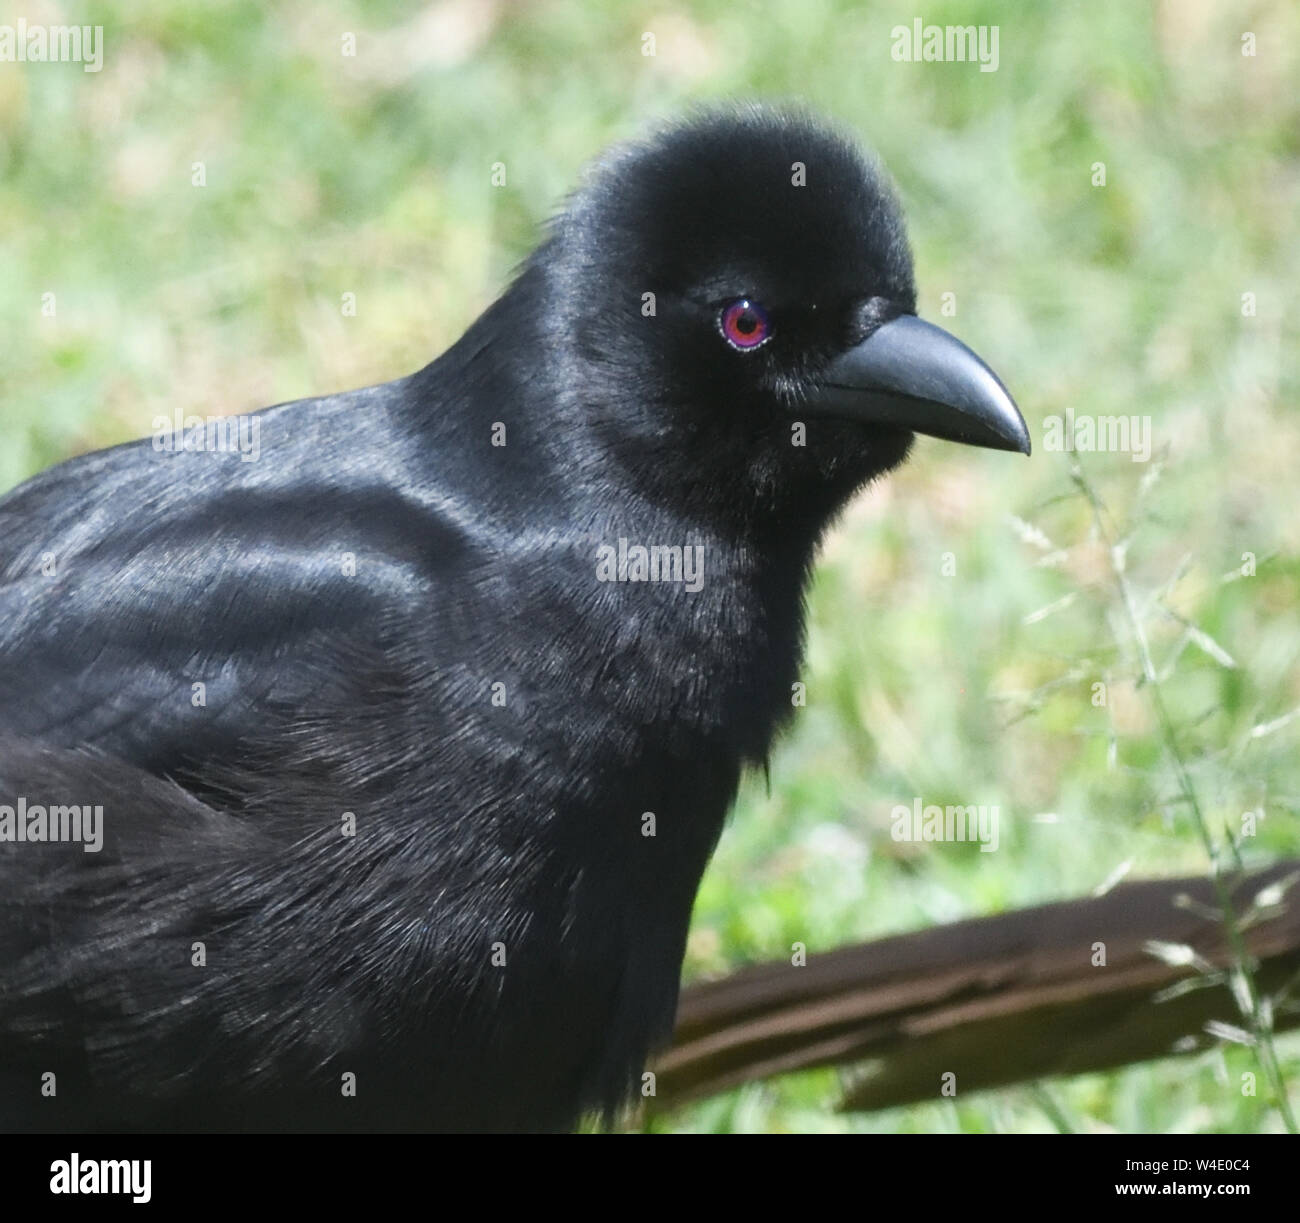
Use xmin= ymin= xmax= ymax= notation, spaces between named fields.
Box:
xmin=719 ymin=299 xmax=771 ymax=351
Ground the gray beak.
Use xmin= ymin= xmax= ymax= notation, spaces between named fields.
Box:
xmin=809 ymin=314 xmax=1031 ymax=455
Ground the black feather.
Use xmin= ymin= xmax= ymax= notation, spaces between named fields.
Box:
xmin=0 ymin=106 xmax=922 ymax=1132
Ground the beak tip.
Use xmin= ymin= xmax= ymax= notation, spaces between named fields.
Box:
xmin=993 ymin=386 xmax=1031 ymax=456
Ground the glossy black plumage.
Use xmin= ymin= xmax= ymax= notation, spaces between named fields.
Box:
xmin=0 ymin=106 xmax=1024 ymax=1132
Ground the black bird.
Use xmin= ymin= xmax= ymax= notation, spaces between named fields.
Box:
xmin=0 ymin=106 xmax=1028 ymax=1132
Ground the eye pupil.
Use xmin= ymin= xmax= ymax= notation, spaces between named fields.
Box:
xmin=720 ymin=298 xmax=770 ymax=350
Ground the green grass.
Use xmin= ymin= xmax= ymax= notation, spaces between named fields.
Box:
xmin=3 ymin=0 xmax=1298 ymax=1132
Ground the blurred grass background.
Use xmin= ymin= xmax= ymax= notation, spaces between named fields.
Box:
xmin=1 ymin=0 xmax=1297 ymax=1132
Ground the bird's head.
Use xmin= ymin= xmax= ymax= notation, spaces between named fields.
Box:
xmin=535 ymin=105 xmax=1028 ymax=532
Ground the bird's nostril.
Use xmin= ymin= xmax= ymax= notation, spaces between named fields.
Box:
xmin=845 ymin=295 xmax=906 ymax=344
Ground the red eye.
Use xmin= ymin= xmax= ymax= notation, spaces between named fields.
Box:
xmin=719 ymin=299 xmax=771 ymax=350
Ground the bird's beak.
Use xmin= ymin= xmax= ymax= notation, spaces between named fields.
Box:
xmin=808 ymin=315 xmax=1031 ymax=455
